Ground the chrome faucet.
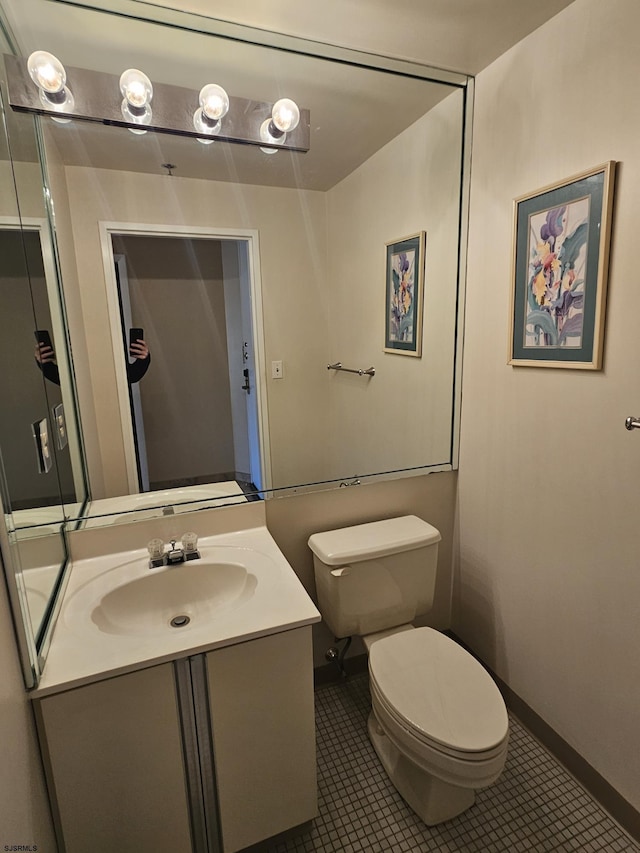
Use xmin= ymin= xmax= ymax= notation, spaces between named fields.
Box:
xmin=166 ymin=539 xmax=185 ymax=564
xmin=147 ymin=534 xmax=200 ymax=568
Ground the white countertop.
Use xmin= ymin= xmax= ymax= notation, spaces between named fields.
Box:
xmin=33 ymin=525 xmax=320 ymax=698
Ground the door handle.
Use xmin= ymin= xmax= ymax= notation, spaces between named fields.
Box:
xmin=242 ymin=368 xmax=251 ymax=394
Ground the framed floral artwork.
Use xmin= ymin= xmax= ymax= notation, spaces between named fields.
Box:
xmin=509 ymin=162 xmax=615 ymax=369
xmin=384 ymin=231 xmax=426 ymax=357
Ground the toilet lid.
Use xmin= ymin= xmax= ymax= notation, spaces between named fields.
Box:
xmin=369 ymin=628 xmax=508 ymax=753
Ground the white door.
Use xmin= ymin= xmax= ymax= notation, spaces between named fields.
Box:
xmin=222 ymin=240 xmax=262 ymax=491
xmin=101 ymin=222 xmax=271 ymax=496
xmin=113 ymin=254 xmax=149 ymax=492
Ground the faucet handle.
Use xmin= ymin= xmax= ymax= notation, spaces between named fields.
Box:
xmin=147 ymin=538 xmax=165 ymax=560
xmin=147 ymin=538 xmax=166 ymax=569
xmin=181 ymin=531 xmax=200 ymax=561
xmin=181 ymin=531 xmax=198 ymax=553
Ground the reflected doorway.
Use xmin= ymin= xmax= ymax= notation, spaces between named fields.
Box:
xmin=103 ymin=226 xmax=269 ymax=498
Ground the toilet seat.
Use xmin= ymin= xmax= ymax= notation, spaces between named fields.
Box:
xmin=368 ymin=628 xmax=509 ymax=759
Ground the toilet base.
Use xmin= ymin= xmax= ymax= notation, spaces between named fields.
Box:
xmin=367 ymin=711 xmax=476 ymax=826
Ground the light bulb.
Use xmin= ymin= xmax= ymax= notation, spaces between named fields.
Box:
xmin=193 ymin=107 xmax=221 ymax=139
xmin=259 ymin=118 xmax=280 ymax=154
xmin=50 ymin=108 xmax=74 ymax=125
xmin=121 ymin=98 xmax=152 ymax=134
xmin=199 ymin=84 xmax=229 ymax=121
xmin=27 ymin=51 xmax=75 ymax=115
xmin=27 ymin=51 xmax=65 ymax=94
xmin=119 ymin=69 xmax=153 ymax=109
xmin=271 ymin=98 xmax=300 ymax=133
xmin=119 ymin=69 xmax=152 ymax=132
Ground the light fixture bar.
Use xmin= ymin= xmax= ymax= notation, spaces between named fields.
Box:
xmin=4 ymin=54 xmax=310 ymax=152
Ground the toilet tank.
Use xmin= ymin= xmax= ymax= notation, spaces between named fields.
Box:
xmin=308 ymin=516 xmax=441 ymax=639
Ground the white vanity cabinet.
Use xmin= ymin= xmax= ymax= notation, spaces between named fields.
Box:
xmin=34 ymin=662 xmax=193 ymax=853
xmin=34 ymin=626 xmax=317 ymax=853
xmin=206 ymin=627 xmax=317 ymax=852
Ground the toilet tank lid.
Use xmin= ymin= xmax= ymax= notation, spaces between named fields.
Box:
xmin=308 ymin=515 xmax=441 ymax=566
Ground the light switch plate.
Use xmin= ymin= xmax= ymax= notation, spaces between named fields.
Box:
xmin=271 ymin=360 xmax=284 ymax=379
xmin=31 ymin=418 xmax=52 ymax=474
xmin=53 ymin=403 xmax=68 ymax=450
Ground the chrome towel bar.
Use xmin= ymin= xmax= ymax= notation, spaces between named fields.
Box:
xmin=327 ymin=361 xmax=375 ymax=377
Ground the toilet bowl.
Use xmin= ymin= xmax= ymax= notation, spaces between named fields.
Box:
xmin=308 ymin=516 xmax=509 ymax=825
xmin=366 ymin=626 xmax=509 ymax=825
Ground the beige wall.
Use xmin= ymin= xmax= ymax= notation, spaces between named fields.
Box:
xmin=456 ymin=0 xmax=640 ymax=811
xmin=55 ymin=163 xmax=330 ymax=498
xmin=5 ymin=162 xmax=47 ymax=218
xmin=326 ymin=91 xmax=462 ymax=478
xmin=266 ymin=470 xmax=457 ymax=667
xmin=43 ymin=140 xmax=102 ymax=494
xmin=0 ymin=569 xmax=56 ymax=847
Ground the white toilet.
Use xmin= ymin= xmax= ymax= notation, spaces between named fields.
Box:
xmin=308 ymin=515 xmax=509 ymax=826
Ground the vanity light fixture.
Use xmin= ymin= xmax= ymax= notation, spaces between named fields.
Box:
xmin=26 ymin=50 xmax=75 ymax=121
xmin=259 ymin=97 xmax=300 ymax=154
xmin=119 ymin=68 xmax=153 ymax=134
xmin=8 ymin=54 xmax=310 ymax=152
xmin=193 ymin=83 xmax=229 ymax=145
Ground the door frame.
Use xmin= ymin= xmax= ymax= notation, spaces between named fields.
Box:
xmin=0 ymin=215 xmax=87 ymax=514
xmin=113 ymin=253 xmax=150 ymax=492
xmin=98 ymin=220 xmax=272 ymax=494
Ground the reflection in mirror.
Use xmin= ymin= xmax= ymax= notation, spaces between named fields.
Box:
xmin=0 ymin=104 xmax=55 ymax=670
xmin=108 ymin=233 xmax=263 ymax=499
xmin=0 ymin=29 xmax=86 ymax=669
xmin=2 ymin=0 xmax=469 ymax=532
xmin=0 ymin=228 xmax=64 ymax=517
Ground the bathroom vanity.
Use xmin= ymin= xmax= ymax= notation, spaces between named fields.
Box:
xmin=31 ymin=517 xmax=320 ymax=853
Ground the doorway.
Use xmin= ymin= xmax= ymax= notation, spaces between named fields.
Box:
xmin=100 ymin=223 xmax=270 ymax=497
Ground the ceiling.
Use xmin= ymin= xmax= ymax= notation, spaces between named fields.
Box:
xmin=0 ymin=0 xmax=577 ymax=188
xmin=40 ymin=0 xmax=578 ymax=76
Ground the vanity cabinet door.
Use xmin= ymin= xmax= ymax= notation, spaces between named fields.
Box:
xmin=34 ymin=663 xmax=193 ymax=853
xmin=206 ymin=626 xmax=317 ymax=853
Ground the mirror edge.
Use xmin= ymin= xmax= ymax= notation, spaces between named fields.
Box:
xmin=0 ymin=494 xmax=39 ymax=688
xmin=451 ymin=75 xmax=474 ymax=471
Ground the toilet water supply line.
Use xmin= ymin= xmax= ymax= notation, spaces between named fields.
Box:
xmin=325 ymin=636 xmax=352 ymax=678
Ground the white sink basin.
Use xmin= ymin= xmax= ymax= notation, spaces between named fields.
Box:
xmin=65 ymin=544 xmax=272 ymax=640
xmin=36 ymin=525 xmax=321 ymax=697
xmin=91 ymin=559 xmax=257 ymax=636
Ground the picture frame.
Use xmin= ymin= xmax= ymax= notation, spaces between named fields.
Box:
xmin=509 ymin=161 xmax=615 ymax=370
xmin=384 ymin=231 xmax=426 ymax=357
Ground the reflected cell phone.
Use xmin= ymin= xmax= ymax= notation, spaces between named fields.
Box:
xmin=129 ymin=327 xmax=144 ymax=347
xmin=35 ymin=329 xmax=53 ymax=349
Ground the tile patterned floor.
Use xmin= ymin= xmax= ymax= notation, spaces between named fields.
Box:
xmin=266 ymin=674 xmax=639 ymax=852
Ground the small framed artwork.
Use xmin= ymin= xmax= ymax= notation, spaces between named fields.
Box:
xmin=509 ymin=161 xmax=615 ymax=369
xmin=384 ymin=231 xmax=426 ymax=357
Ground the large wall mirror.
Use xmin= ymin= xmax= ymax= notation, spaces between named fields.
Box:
xmin=1 ymin=0 xmax=470 ymax=535
xmin=0 ymin=16 xmax=87 ymax=683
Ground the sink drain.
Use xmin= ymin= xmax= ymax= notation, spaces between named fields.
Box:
xmin=170 ymin=614 xmax=191 ymax=628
